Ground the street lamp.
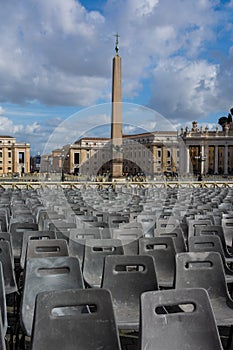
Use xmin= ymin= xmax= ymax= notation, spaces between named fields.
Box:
xmin=61 ymin=150 xmax=65 ymax=182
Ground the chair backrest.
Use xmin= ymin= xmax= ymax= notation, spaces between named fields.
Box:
xmin=221 ymin=218 xmax=233 ymax=247
xmin=188 ymin=219 xmax=212 ymax=238
xmin=102 ymin=255 xmax=158 ymax=329
xmin=9 ymin=222 xmax=38 ymax=259
xmin=26 ymin=239 xmax=69 ymax=260
xmin=69 ymin=227 xmax=101 ymax=240
xmin=188 ymin=235 xmax=226 ymax=262
xmin=83 ymin=239 xmax=124 ymax=287
xmin=154 ymin=227 xmax=186 ymax=253
xmin=20 ymin=231 xmax=57 ymax=269
xmin=21 ymin=256 xmax=84 ymax=336
xmin=139 ymin=237 xmax=176 ymax=288
xmin=49 ymin=221 xmax=77 ymax=239
xmin=112 ymin=228 xmax=143 ymax=255
xmin=140 ymin=288 xmax=223 ymax=350
xmin=175 ymin=251 xmax=229 ymax=300
xmin=69 ymin=238 xmax=85 ymax=268
xmin=31 ymin=288 xmax=121 ymax=350
xmin=108 ymin=214 xmax=129 ymax=229
xmin=195 ymin=225 xmax=231 ymax=257
xmin=0 ymin=263 xmax=7 ymax=337
xmin=156 ymin=217 xmax=180 ymax=232
xmin=137 ymin=213 xmax=156 ymax=237
xmin=0 ymin=241 xmax=17 ymax=294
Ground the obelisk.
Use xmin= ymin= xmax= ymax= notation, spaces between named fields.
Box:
xmin=111 ymin=33 xmax=123 ymax=179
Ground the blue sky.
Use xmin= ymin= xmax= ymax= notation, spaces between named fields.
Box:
xmin=0 ymin=0 xmax=232 ymax=154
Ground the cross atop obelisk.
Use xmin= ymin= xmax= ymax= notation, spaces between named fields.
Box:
xmin=111 ymin=33 xmax=123 ymax=179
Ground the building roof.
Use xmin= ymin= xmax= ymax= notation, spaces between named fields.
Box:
xmin=74 ymin=130 xmax=178 ymax=144
xmin=0 ymin=136 xmax=14 ymax=139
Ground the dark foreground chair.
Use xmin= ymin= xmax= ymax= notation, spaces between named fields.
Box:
xmin=140 ymin=288 xmax=223 ymax=350
xmin=21 ymin=256 xmax=84 ymax=336
xmin=31 ymin=288 xmax=121 ymax=350
xmin=139 ymin=237 xmax=176 ymax=288
xmin=102 ymin=255 xmax=158 ymax=330
xmin=176 ymin=252 xmax=233 ymax=328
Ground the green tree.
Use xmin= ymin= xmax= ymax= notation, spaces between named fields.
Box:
xmin=227 ymin=113 xmax=232 ymax=123
xmin=218 ymin=116 xmax=228 ymax=126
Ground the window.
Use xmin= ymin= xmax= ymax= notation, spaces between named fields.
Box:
xmin=19 ymin=152 xmax=24 ymax=163
xmin=167 ymin=150 xmax=171 ymax=158
xmin=74 ymin=153 xmax=79 ymax=164
xmin=158 ymin=150 xmax=161 ymax=158
xmin=0 ymin=152 xmax=2 ymax=158
xmin=8 ymin=152 xmax=11 ymax=158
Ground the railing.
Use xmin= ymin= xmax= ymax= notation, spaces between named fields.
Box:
xmin=0 ymin=181 xmax=232 ymax=190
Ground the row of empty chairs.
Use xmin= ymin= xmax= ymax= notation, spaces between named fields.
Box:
xmin=0 ymin=186 xmax=232 ymax=348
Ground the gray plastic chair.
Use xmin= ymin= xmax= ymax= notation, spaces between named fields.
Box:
xmin=102 ymin=255 xmax=158 ymax=330
xmin=26 ymin=239 xmax=69 ymax=260
xmin=188 ymin=219 xmax=212 ymax=238
xmin=188 ymin=235 xmax=233 ymax=284
xmin=69 ymin=227 xmax=101 ymax=240
xmin=156 ymin=217 xmax=181 ymax=232
xmin=222 ymin=218 xmax=233 ymax=247
xmin=83 ymin=239 xmax=124 ymax=287
xmin=0 ymin=263 xmax=7 ymax=337
xmin=9 ymin=222 xmax=38 ymax=259
xmin=20 ymin=231 xmax=57 ymax=269
xmin=137 ymin=213 xmax=156 ymax=237
xmin=195 ymin=225 xmax=232 ymax=258
xmin=154 ymin=227 xmax=186 ymax=253
xmin=21 ymin=256 xmax=84 ymax=336
xmin=140 ymin=288 xmax=223 ymax=350
xmin=176 ymin=251 xmax=233 ymax=327
xmin=0 ymin=241 xmax=17 ymax=294
xmin=31 ymin=288 xmax=121 ymax=350
xmin=139 ymin=237 xmax=176 ymax=288
xmin=112 ymin=227 xmax=143 ymax=255
xmin=48 ymin=221 xmax=77 ymax=241
xmin=68 ymin=238 xmax=85 ymax=268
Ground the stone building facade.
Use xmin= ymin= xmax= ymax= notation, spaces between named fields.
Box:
xmin=179 ymin=121 xmax=233 ymax=175
xmin=0 ymin=136 xmax=30 ymax=175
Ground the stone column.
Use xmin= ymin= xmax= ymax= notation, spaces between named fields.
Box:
xmin=214 ymin=145 xmax=218 ymax=174
xmin=204 ymin=145 xmax=209 ymax=175
xmin=171 ymin=148 xmax=177 ymax=172
xmin=224 ymin=144 xmax=228 ymax=174
xmin=201 ymin=145 xmax=205 ymax=175
xmin=162 ymin=146 xmax=167 ymax=172
xmin=186 ymin=146 xmax=190 ymax=174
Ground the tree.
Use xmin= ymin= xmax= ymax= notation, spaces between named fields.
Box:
xmin=218 ymin=116 xmax=228 ymax=126
xmin=230 ymin=107 xmax=233 ymax=116
xmin=227 ymin=113 xmax=232 ymax=123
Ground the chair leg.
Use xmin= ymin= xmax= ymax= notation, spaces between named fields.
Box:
xmin=226 ymin=325 xmax=233 ymax=350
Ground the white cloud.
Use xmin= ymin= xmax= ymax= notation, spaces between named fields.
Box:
xmin=150 ymin=57 xmax=219 ymax=119
xmin=0 ymin=0 xmax=231 ymax=127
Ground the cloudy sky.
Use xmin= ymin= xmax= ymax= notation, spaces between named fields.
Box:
xmin=0 ymin=0 xmax=232 ymax=154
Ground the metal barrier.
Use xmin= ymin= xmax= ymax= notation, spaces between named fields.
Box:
xmin=0 ymin=181 xmax=232 ymax=190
